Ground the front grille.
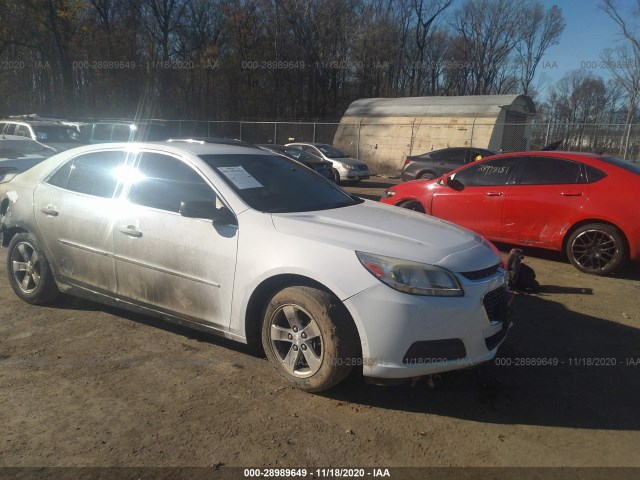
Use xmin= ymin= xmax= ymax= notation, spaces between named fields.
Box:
xmin=483 ymin=285 xmax=508 ymax=323
xmin=356 ymin=165 xmax=368 ymax=171
xmin=461 ymin=263 xmax=501 ymax=281
xmin=402 ymin=339 xmax=467 ymax=364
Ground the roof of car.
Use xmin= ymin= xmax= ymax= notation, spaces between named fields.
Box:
xmin=287 ymin=142 xmax=327 ymax=147
xmin=1 ymin=119 xmax=74 ymax=127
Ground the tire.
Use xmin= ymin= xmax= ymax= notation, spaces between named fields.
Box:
xmin=566 ymin=223 xmax=626 ymax=275
xmin=417 ymin=171 xmax=436 ymax=180
xmin=333 ymin=169 xmax=341 ymax=184
xmin=261 ymin=286 xmax=359 ymax=392
xmin=399 ymin=200 xmax=425 ymax=213
xmin=6 ymin=232 xmax=59 ymax=304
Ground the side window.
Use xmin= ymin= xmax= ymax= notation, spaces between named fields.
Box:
xmin=453 ymin=157 xmax=521 ymax=187
xmin=60 ymin=151 xmax=126 ymax=197
xmin=302 ymin=146 xmax=316 ymax=154
xmin=518 ymin=157 xmax=582 ymax=185
xmin=584 ymin=164 xmax=608 ymax=183
xmin=441 ymin=149 xmax=467 ymax=164
xmin=92 ymin=124 xmax=112 ymax=142
xmin=127 ymin=153 xmax=216 ymax=213
xmin=3 ymin=123 xmax=17 ymax=135
xmin=111 ymin=124 xmax=131 ymax=141
xmin=471 ymin=150 xmax=490 ymax=162
xmin=15 ymin=125 xmax=30 ymax=138
xmin=0 ymin=122 xmax=7 ymax=133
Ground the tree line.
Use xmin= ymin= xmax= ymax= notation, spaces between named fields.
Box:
xmin=0 ymin=0 xmax=636 ymax=124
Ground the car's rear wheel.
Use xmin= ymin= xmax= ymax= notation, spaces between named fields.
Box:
xmin=398 ymin=200 xmax=425 ymax=213
xmin=7 ymin=232 xmax=59 ymax=304
xmin=261 ymin=286 xmax=358 ymax=392
xmin=417 ymin=171 xmax=436 ymax=180
xmin=566 ymin=223 xmax=626 ymax=275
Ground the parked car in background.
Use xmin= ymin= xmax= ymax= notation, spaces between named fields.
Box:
xmin=381 ymin=151 xmax=640 ymax=275
xmin=285 ymin=142 xmax=371 ymax=184
xmin=257 ymin=144 xmax=334 ymax=180
xmin=166 ymin=137 xmax=259 ymax=148
xmin=0 ymin=135 xmax=57 ymax=184
xmin=0 ymin=117 xmax=84 ymax=152
xmin=401 ymin=147 xmax=495 ymax=181
xmin=1 ymin=142 xmax=509 ymax=392
xmin=80 ymin=121 xmax=170 ymax=143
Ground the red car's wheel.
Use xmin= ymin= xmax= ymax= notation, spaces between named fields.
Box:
xmin=566 ymin=223 xmax=626 ymax=275
xmin=398 ymin=200 xmax=425 ymax=213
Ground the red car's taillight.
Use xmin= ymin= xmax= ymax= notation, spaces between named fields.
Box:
xmin=404 ymin=158 xmax=411 ymax=165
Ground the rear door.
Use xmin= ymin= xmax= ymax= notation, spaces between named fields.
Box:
xmin=501 ymin=156 xmax=588 ymax=247
xmin=431 ymin=156 xmax=523 ymax=239
xmin=33 ymin=150 xmax=127 ymax=293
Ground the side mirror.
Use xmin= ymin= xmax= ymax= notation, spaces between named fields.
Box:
xmin=446 ymin=176 xmax=464 ymax=191
xmin=179 ymin=201 xmax=237 ymax=225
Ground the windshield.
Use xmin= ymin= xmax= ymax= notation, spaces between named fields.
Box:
xmin=317 ymin=144 xmax=350 ymax=158
xmin=600 ymin=156 xmax=640 ymax=176
xmin=33 ymin=126 xmax=83 ymax=143
xmin=199 ymin=154 xmax=359 ymax=213
xmin=284 ymin=148 xmax=323 ymax=162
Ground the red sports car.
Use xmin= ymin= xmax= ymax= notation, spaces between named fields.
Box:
xmin=380 ymin=151 xmax=640 ymax=275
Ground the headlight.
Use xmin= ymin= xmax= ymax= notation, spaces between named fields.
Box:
xmin=356 ymin=252 xmax=464 ymax=296
xmin=381 ymin=190 xmax=396 ymax=198
xmin=342 ymin=163 xmax=355 ymax=170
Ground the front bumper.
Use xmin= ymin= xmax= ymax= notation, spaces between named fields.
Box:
xmin=338 ymin=167 xmax=371 ymax=180
xmin=343 ymin=272 xmax=512 ymax=379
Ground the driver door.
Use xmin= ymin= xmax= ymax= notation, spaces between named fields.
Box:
xmin=113 ymin=151 xmax=238 ymax=329
xmin=431 ymin=156 xmax=523 ymax=239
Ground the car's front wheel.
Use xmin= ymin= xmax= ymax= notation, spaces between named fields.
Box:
xmin=398 ymin=200 xmax=425 ymax=213
xmin=261 ymin=286 xmax=358 ymax=392
xmin=566 ymin=223 xmax=626 ymax=275
xmin=333 ymin=169 xmax=341 ymax=184
xmin=6 ymin=232 xmax=60 ymax=304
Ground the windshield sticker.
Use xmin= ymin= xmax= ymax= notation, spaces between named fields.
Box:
xmin=218 ymin=166 xmax=263 ymax=189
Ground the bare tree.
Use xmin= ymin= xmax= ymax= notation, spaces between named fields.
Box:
xmin=451 ymin=0 xmax=527 ymax=95
xmin=601 ymin=0 xmax=640 ymax=124
xmin=516 ymin=2 xmax=565 ymax=95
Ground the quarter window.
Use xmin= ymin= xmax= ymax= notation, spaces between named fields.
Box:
xmin=127 ymin=153 xmax=216 ymax=212
xmin=518 ymin=157 xmax=583 ymax=185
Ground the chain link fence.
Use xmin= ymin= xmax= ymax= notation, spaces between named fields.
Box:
xmin=114 ymin=119 xmax=640 ymax=165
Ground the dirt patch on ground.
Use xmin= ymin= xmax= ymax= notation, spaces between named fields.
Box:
xmin=1 ymin=178 xmax=639 ymax=471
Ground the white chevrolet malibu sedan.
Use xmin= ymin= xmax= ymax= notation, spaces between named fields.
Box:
xmin=0 ymin=142 xmax=511 ymax=392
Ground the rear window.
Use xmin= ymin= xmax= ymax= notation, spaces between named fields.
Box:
xmin=599 ymin=157 xmax=640 ymax=176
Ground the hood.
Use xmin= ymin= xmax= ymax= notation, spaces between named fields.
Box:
xmin=271 ymin=200 xmax=499 ymax=273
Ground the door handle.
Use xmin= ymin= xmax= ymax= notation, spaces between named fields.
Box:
xmin=118 ymin=225 xmax=143 ymax=238
xmin=485 ymin=192 xmax=503 ymax=197
xmin=561 ymin=192 xmax=583 ymax=196
xmin=40 ymin=206 xmax=59 ymax=216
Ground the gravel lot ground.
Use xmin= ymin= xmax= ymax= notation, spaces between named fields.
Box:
xmin=1 ymin=177 xmax=639 ymax=474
